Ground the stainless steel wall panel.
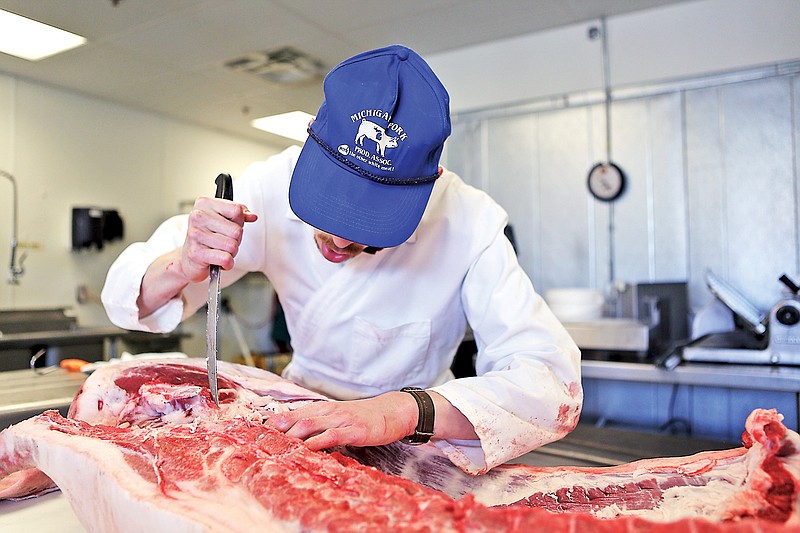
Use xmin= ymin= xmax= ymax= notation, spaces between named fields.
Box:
xmin=537 ymin=107 xmax=596 ymax=291
xmin=608 ymin=94 xmax=687 ymax=286
xmin=443 ymin=120 xmax=483 ymax=190
xmin=612 ymin=98 xmax=658 ymax=284
xmin=582 ymin=379 xmax=660 ymax=428
xmin=448 ymin=69 xmax=800 ymax=313
xmin=645 ymin=95 xmax=688 ymax=282
xmin=584 ymin=378 xmax=799 ymax=442
xmin=795 ymin=75 xmax=800 ymax=276
xmin=685 ymin=87 xmax=727 ymax=309
xmin=688 ymin=386 xmax=729 ymax=440
xmin=721 ymin=78 xmax=796 ymax=310
xmin=485 ymin=114 xmax=540 ymax=286
xmin=689 ymin=387 xmax=798 ymax=441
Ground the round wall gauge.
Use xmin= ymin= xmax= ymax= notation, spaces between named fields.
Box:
xmin=587 ymin=162 xmax=626 ymax=202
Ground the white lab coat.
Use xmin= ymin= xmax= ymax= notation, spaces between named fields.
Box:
xmin=102 ymin=146 xmax=582 ymax=474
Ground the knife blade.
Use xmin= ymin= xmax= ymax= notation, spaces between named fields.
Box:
xmin=207 ymin=173 xmax=233 ymax=406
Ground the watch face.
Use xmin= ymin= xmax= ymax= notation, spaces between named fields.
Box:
xmin=587 ymin=162 xmax=625 ymax=202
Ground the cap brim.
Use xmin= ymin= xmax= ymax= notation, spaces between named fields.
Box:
xmin=289 ymin=138 xmax=434 ymax=248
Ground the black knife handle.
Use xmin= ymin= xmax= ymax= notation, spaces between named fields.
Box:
xmin=215 ymin=173 xmax=233 ymax=201
xmin=210 ymin=173 xmax=233 ymax=273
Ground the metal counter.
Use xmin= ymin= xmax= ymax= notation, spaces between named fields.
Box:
xmin=582 ymin=359 xmax=800 ymax=392
xmin=0 ymin=327 xmax=125 ymax=347
xmin=0 ymin=368 xmax=87 ymax=430
xmin=0 ymin=327 xmax=188 ymax=372
xmin=0 ymin=327 xmax=122 ymax=371
xmin=580 ymin=359 xmax=800 ymax=442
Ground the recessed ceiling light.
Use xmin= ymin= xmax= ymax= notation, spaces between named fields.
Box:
xmin=251 ymin=111 xmax=314 ymax=142
xmin=0 ymin=9 xmax=87 ymax=61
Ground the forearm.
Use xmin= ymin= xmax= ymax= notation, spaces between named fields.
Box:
xmin=136 ymin=196 xmax=258 ymax=321
xmin=268 ymin=389 xmax=477 ymax=451
xmin=427 ymin=390 xmax=478 ymax=441
xmin=369 ymin=390 xmax=478 ymax=442
xmin=137 ymin=248 xmax=193 ymax=319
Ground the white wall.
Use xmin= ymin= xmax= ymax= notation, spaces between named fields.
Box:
xmin=0 ymin=75 xmax=281 ymax=329
xmin=428 ymin=0 xmax=800 ymax=114
xmin=1 ymin=0 xmax=798 ymax=338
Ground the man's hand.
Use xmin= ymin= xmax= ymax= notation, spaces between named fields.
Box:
xmin=136 ymin=196 xmax=257 ymax=319
xmin=180 ymin=196 xmax=258 ymax=283
xmin=267 ymin=392 xmax=418 ymax=451
xmin=267 ymin=390 xmax=479 ymax=451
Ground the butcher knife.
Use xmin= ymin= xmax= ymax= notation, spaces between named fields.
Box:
xmin=206 ymin=173 xmax=233 ymax=406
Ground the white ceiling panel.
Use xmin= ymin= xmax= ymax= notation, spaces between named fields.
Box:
xmin=0 ymin=0 xmax=693 ymax=148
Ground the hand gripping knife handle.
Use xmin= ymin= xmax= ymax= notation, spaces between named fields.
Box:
xmin=206 ymin=173 xmax=233 ymax=406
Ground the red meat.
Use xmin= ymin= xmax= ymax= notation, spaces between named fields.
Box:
xmin=0 ymin=358 xmax=797 ymax=532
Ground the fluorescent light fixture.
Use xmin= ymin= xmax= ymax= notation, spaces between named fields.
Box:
xmin=251 ymin=111 xmax=314 ymax=142
xmin=0 ymin=9 xmax=87 ymax=61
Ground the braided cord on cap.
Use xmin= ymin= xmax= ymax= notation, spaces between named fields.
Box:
xmin=307 ymin=128 xmax=439 ymax=186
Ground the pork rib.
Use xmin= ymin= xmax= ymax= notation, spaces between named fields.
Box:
xmin=0 ymin=358 xmax=798 ymax=532
xmin=347 ymin=408 xmax=800 ymax=524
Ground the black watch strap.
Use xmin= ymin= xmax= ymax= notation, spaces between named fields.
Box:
xmin=400 ymin=387 xmax=435 ymax=445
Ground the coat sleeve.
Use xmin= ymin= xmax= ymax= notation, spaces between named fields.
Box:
xmin=101 ymin=215 xmax=192 ymax=333
xmin=101 ymin=147 xmax=299 ymax=333
xmin=430 ymin=230 xmax=583 ymax=474
xmin=101 ymin=211 xmax=256 ymax=334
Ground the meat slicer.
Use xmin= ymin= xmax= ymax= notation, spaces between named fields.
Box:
xmin=681 ymin=271 xmax=800 ymax=366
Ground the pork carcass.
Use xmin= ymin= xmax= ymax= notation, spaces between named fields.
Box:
xmin=0 ymin=358 xmax=797 ymax=532
xmin=348 ymin=407 xmax=800 ymax=523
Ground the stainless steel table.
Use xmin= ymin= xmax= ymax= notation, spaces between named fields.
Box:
xmin=0 ymin=368 xmax=87 ymax=430
xmin=580 ymin=359 xmax=800 ymax=442
xmin=582 ymin=359 xmax=800 ymax=392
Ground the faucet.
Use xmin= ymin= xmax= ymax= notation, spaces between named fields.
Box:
xmin=1 ymin=170 xmax=25 ymax=284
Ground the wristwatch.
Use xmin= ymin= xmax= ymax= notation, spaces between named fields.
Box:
xmin=400 ymin=387 xmax=435 ymax=445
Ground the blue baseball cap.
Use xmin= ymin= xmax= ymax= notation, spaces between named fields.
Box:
xmin=289 ymin=45 xmax=451 ymax=248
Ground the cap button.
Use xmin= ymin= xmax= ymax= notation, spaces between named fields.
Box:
xmin=397 ymin=48 xmax=409 ymax=61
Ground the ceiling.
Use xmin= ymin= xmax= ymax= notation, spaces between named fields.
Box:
xmin=0 ymin=0 xmax=691 ymax=148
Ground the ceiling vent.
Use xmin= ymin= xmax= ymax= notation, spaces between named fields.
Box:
xmin=225 ymin=46 xmax=327 ymax=84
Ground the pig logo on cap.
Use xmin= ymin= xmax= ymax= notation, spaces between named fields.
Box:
xmin=355 ymin=119 xmax=399 ymax=157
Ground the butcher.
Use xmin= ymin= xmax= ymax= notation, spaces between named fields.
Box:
xmin=101 ymin=45 xmax=582 ymax=474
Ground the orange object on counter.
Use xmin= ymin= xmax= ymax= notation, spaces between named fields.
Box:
xmin=60 ymin=359 xmax=89 ymax=372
